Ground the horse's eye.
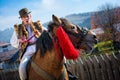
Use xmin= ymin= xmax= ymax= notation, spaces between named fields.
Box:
xmin=71 ymin=26 xmax=75 ymax=29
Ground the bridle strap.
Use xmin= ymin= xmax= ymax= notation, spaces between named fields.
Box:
xmin=76 ymin=30 xmax=89 ymax=48
xmin=64 ymin=29 xmax=83 ymax=38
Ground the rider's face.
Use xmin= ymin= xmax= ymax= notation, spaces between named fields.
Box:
xmin=21 ymin=14 xmax=32 ymax=25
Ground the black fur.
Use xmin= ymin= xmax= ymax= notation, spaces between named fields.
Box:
xmin=36 ymin=31 xmax=53 ymax=57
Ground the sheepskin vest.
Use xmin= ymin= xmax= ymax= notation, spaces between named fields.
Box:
xmin=14 ymin=20 xmax=43 ymax=59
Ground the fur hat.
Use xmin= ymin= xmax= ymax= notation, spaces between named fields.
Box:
xmin=19 ymin=8 xmax=31 ymax=18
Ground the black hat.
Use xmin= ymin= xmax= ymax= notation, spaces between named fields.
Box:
xmin=19 ymin=8 xmax=31 ymax=18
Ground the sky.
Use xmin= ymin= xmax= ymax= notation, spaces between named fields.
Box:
xmin=0 ymin=0 xmax=119 ymax=30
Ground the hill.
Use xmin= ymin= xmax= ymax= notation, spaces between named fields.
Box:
xmin=0 ymin=12 xmax=92 ymax=42
xmin=0 ymin=28 xmax=14 ymax=43
xmin=65 ymin=12 xmax=92 ymax=28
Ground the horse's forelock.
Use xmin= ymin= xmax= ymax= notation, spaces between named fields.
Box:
xmin=48 ymin=21 xmax=58 ymax=32
xmin=48 ymin=18 xmax=70 ymax=31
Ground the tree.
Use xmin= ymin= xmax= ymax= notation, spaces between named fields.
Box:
xmin=91 ymin=3 xmax=120 ymax=41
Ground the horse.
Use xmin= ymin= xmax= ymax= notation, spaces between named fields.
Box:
xmin=27 ymin=15 xmax=82 ymax=80
xmin=67 ymin=26 xmax=97 ymax=54
xmin=60 ymin=22 xmax=97 ymax=54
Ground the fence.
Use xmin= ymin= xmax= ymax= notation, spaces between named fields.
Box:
xmin=0 ymin=61 xmax=20 ymax=80
xmin=0 ymin=52 xmax=120 ymax=80
xmin=66 ymin=51 xmax=120 ymax=80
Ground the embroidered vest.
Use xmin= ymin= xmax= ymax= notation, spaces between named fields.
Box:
xmin=14 ymin=20 xmax=43 ymax=59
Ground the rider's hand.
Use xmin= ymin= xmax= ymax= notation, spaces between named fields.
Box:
xmin=28 ymin=40 xmax=34 ymax=43
xmin=18 ymin=38 xmax=27 ymax=43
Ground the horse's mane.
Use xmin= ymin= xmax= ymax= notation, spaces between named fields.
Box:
xmin=36 ymin=19 xmax=60 ymax=57
xmin=48 ymin=22 xmax=57 ymax=32
xmin=36 ymin=30 xmax=53 ymax=57
xmin=36 ymin=19 xmax=66 ymax=57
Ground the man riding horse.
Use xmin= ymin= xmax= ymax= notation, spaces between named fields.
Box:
xmin=11 ymin=8 xmax=43 ymax=80
xmin=11 ymin=8 xmax=80 ymax=80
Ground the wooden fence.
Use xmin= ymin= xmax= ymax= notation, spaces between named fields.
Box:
xmin=0 ymin=61 xmax=20 ymax=80
xmin=66 ymin=51 xmax=120 ymax=80
xmin=0 ymin=52 xmax=120 ymax=80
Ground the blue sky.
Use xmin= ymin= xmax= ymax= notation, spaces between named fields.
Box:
xmin=0 ymin=0 xmax=119 ymax=30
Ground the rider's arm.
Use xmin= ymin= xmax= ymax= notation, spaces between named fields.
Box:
xmin=10 ymin=31 xmax=20 ymax=48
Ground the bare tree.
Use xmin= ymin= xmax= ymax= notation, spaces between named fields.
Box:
xmin=91 ymin=3 xmax=120 ymax=41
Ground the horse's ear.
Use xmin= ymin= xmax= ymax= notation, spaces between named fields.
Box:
xmin=52 ymin=15 xmax=62 ymax=26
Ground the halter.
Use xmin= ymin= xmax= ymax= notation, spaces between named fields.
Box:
xmin=78 ymin=29 xmax=97 ymax=51
xmin=63 ymin=26 xmax=89 ymax=49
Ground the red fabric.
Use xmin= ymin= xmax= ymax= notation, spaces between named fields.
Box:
xmin=56 ymin=26 xmax=79 ymax=60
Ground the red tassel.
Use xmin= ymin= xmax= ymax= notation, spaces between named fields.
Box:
xmin=56 ymin=26 xmax=79 ymax=60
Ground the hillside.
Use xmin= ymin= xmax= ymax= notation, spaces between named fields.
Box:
xmin=65 ymin=12 xmax=92 ymax=28
xmin=0 ymin=12 xmax=92 ymax=42
xmin=0 ymin=28 xmax=14 ymax=43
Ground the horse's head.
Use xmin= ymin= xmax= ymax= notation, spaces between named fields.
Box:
xmin=78 ymin=27 xmax=97 ymax=53
xmin=48 ymin=15 xmax=82 ymax=48
xmin=36 ymin=15 xmax=82 ymax=58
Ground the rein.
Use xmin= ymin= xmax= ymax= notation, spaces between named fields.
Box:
xmin=20 ymin=31 xmax=38 ymax=43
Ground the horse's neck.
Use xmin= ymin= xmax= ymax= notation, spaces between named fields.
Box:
xmin=32 ymin=48 xmax=64 ymax=76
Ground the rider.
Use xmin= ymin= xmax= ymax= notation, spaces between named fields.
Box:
xmin=10 ymin=8 xmax=43 ymax=80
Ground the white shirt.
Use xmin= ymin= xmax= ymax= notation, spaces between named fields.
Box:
xmin=10 ymin=31 xmax=19 ymax=48
xmin=10 ymin=25 xmax=37 ymax=48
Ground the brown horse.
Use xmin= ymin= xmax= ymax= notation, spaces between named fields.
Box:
xmin=27 ymin=15 xmax=82 ymax=80
xmin=66 ymin=26 xmax=97 ymax=53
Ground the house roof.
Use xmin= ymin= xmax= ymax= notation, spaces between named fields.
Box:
xmin=0 ymin=49 xmax=19 ymax=62
xmin=0 ymin=42 xmax=11 ymax=48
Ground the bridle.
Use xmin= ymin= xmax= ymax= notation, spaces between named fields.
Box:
xmin=62 ymin=24 xmax=89 ymax=49
xmin=78 ymin=29 xmax=97 ymax=51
